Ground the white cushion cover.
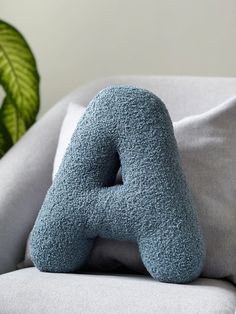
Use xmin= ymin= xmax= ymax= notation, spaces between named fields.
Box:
xmin=52 ymin=103 xmax=86 ymax=179
xmin=175 ymin=95 xmax=236 ymax=283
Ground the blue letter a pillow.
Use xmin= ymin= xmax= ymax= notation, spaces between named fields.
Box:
xmin=30 ymin=86 xmax=205 ymax=283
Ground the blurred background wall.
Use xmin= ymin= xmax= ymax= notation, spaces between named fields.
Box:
xmin=1 ymin=0 xmax=236 ymax=116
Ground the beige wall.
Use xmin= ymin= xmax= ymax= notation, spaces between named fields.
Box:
xmin=2 ymin=0 xmax=236 ymax=116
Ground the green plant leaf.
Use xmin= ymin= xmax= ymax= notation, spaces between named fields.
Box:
xmin=0 ymin=19 xmax=40 ymax=153
xmin=1 ymin=95 xmax=27 ymax=143
xmin=0 ymin=114 xmax=13 ymax=157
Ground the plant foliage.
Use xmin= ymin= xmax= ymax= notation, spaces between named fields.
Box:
xmin=0 ymin=20 xmax=40 ymax=157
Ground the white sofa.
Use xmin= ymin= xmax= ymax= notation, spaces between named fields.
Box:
xmin=0 ymin=76 xmax=236 ymax=314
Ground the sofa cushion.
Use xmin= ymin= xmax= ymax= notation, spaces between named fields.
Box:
xmin=175 ymin=95 xmax=236 ymax=283
xmin=30 ymin=86 xmax=205 ymax=283
xmin=0 ymin=268 xmax=236 ymax=314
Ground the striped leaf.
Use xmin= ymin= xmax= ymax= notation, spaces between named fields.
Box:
xmin=1 ymin=95 xmax=27 ymax=143
xmin=0 ymin=20 xmax=40 ymax=155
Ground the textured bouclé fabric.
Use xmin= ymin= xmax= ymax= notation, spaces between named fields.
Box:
xmin=30 ymin=86 xmax=206 ymax=283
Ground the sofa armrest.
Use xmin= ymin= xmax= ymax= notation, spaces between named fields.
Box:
xmin=0 ymin=102 xmax=67 ymax=274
